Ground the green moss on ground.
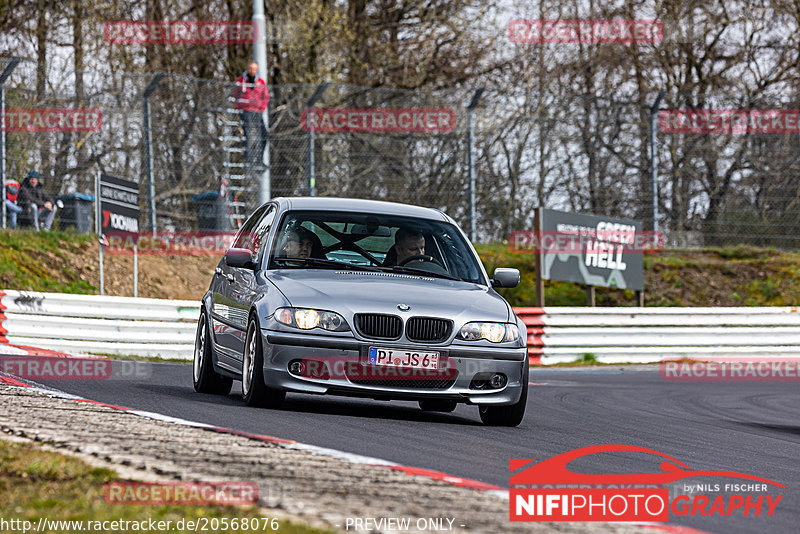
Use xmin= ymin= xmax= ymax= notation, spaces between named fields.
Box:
xmin=0 ymin=439 xmax=330 ymax=534
xmin=0 ymin=229 xmax=96 ymax=294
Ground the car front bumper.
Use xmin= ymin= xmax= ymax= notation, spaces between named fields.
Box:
xmin=261 ymin=330 xmax=528 ymax=405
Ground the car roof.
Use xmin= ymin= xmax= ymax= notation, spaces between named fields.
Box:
xmin=274 ymin=197 xmax=451 ymax=222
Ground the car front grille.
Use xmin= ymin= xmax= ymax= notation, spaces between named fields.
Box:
xmin=348 ymin=377 xmax=458 ymax=389
xmin=406 ymin=317 xmax=452 ymax=343
xmin=355 ymin=314 xmax=402 ymax=340
xmin=345 ymin=366 xmax=459 ymax=390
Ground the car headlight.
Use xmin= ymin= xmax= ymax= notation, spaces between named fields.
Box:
xmin=457 ymin=322 xmax=520 ymax=343
xmin=275 ymin=307 xmax=349 ymax=332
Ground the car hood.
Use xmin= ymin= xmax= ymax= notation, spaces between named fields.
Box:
xmin=269 ymin=269 xmax=511 ymax=323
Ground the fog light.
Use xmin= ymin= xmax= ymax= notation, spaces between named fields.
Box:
xmin=489 ymin=373 xmax=507 ymax=388
xmin=289 ymin=361 xmax=304 ymax=375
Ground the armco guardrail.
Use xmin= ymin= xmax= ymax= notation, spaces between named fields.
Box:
xmin=516 ymin=306 xmax=800 ymax=364
xmin=0 ymin=290 xmax=199 ymax=359
xmin=3 ymin=290 xmax=800 ymax=363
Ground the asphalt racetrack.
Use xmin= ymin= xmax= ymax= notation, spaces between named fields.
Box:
xmin=37 ymin=362 xmax=799 ymax=534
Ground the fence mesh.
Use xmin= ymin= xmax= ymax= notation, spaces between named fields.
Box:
xmin=3 ymin=57 xmax=800 ymax=248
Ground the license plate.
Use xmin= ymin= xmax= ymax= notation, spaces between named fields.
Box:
xmin=367 ymin=347 xmax=439 ymax=370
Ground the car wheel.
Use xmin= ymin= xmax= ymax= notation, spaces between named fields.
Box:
xmin=193 ymin=310 xmax=232 ymax=395
xmin=242 ymin=317 xmax=285 ymax=408
xmin=479 ymin=363 xmax=528 ymax=427
xmin=419 ymin=399 xmax=457 ymax=412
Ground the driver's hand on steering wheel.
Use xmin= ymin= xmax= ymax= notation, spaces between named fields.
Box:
xmin=397 ymin=254 xmax=445 ymax=269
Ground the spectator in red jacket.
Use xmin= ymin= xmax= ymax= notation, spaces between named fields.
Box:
xmin=234 ymin=61 xmax=269 ymax=175
xmin=4 ymin=179 xmax=23 ymax=228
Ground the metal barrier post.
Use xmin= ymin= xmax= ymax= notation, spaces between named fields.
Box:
xmin=305 ymin=82 xmax=329 ymax=196
xmin=649 ymin=91 xmax=666 ymax=233
xmin=143 ymin=73 xmax=165 ymax=233
xmin=466 ymin=88 xmax=484 ymax=243
xmin=0 ymin=57 xmax=21 ymax=230
xmin=95 ymin=173 xmax=104 ymax=296
xmin=253 ymin=0 xmax=271 ymax=205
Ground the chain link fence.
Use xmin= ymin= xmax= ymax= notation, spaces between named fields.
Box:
xmin=2 ymin=57 xmax=800 ymax=248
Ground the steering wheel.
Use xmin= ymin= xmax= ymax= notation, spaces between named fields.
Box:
xmin=398 ymin=254 xmax=445 ymax=268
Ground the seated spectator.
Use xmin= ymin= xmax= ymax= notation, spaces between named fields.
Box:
xmin=4 ymin=179 xmax=22 ymax=228
xmin=18 ymin=170 xmax=58 ymax=231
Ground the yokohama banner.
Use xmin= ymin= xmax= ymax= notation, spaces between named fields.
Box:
xmin=100 ymin=173 xmax=140 ymax=235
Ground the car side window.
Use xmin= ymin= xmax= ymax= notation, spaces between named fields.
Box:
xmin=252 ymin=206 xmax=277 ymax=265
xmin=233 ymin=204 xmax=269 ymax=250
xmin=438 ymin=229 xmax=481 ymax=282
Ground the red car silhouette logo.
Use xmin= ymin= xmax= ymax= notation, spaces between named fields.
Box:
xmin=510 ymin=444 xmax=785 ymax=487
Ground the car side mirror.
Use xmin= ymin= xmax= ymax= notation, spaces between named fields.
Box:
xmin=224 ymin=248 xmax=257 ymax=270
xmin=491 ymin=268 xmax=520 ymax=288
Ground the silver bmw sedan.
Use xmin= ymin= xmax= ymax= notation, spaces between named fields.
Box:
xmin=194 ymin=197 xmax=528 ymax=426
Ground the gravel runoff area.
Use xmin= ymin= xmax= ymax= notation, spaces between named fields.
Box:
xmin=0 ymin=384 xmax=655 ymax=534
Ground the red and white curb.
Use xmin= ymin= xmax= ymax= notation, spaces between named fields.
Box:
xmin=0 ymin=289 xmax=7 ymax=344
xmin=0 ymin=368 xmax=505 ymax=497
xmin=0 ymin=348 xmax=708 ymax=533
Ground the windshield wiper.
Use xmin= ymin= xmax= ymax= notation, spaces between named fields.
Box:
xmin=382 ymin=265 xmax=461 ymax=281
xmin=274 ymin=257 xmax=380 ymax=272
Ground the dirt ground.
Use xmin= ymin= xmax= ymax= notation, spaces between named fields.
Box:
xmin=71 ymin=243 xmax=221 ymax=300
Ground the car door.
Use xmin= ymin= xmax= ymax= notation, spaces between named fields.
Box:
xmin=211 ymin=204 xmax=271 ymax=366
xmin=226 ymin=204 xmax=277 ymax=358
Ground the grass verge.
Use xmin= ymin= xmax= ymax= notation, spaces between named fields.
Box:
xmin=0 ymin=229 xmax=96 ymax=294
xmin=0 ymin=438 xmax=330 ymax=534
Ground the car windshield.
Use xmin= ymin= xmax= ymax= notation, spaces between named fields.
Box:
xmin=269 ymin=210 xmax=485 ymax=284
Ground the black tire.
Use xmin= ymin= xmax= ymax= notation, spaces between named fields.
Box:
xmin=193 ymin=311 xmax=233 ymax=395
xmin=479 ymin=363 xmax=528 ymax=427
xmin=242 ymin=317 xmax=285 ymax=408
xmin=419 ymin=399 xmax=457 ymax=412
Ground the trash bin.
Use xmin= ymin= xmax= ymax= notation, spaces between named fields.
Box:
xmin=191 ymin=192 xmax=232 ymax=231
xmin=57 ymin=193 xmax=95 ymax=233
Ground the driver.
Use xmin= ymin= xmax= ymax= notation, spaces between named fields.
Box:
xmin=386 ymin=227 xmax=426 ymax=265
